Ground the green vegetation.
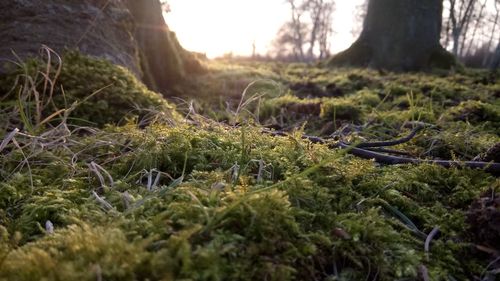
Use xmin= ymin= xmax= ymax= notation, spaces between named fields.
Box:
xmin=0 ymin=54 xmax=499 ymax=280
xmin=0 ymin=51 xmax=179 ymax=129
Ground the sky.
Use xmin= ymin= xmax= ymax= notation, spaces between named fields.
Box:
xmin=165 ymin=0 xmax=364 ymax=58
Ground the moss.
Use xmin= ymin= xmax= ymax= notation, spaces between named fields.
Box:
xmin=0 ymin=224 xmax=153 ymax=281
xmin=1 ymin=58 xmax=499 ymax=280
xmin=350 ymin=89 xmax=381 ymax=107
xmin=326 ymin=40 xmax=372 ymax=67
xmin=0 ymin=119 xmax=496 ymax=280
xmin=413 ymin=123 xmax=499 ymax=160
xmin=0 ymin=51 xmax=180 ymax=128
xmin=428 ymin=47 xmax=462 ymax=71
xmin=441 ymin=100 xmax=500 ymax=130
xmin=320 ymin=99 xmax=363 ymax=122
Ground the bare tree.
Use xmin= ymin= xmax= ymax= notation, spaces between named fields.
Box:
xmin=272 ymin=21 xmax=309 ymax=60
xmin=304 ymin=0 xmax=335 ymax=60
xmin=445 ymin=0 xmax=500 ymax=68
xmin=444 ymin=0 xmax=478 ymax=56
xmin=272 ymin=0 xmax=335 ymax=61
xmin=288 ymin=0 xmax=307 ymax=60
xmin=482 ymin=0 xmax=500 ymax=66
xmin=317 ymin=1 xmax=335 ymax=59
xmin=489 ymin=0 xmax=500 ymax=69
xmin=462 ymin=0 xmax=487 ymax=58
xmin=160 ymin=0 xmax=171 ymax=13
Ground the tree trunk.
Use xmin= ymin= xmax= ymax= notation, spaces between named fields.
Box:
xmin=125 ymin=0 xmax=204 ymax=93
xmin=0 ymin=0 xmax=202 ymax=95
xmin=482 ymin=1 xmax=500 ymax=67
xmin=327 ymin=0 xmax=456 ymax=71
xmin=491 ymin=41 xmax=500 ymax=70
xmin=463 ymin=0 xmax=487 ymax=58
xmin=0 ymin=0 xmax=142 ymax=75
xmin=289 ymin=1 xmax=306 ymax=62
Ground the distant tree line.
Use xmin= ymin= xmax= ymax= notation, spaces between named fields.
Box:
xmin=271 ymin=0 xmax=335 ymax=62
xmin=270 ymin=0 xmax=500 ymax=69
xmin=441 ymin=0 xmax=500 ymax=68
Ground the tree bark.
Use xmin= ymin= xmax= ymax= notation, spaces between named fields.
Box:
xmin=491 ymin=42 xmax=500 ymax=70
xmin=327 ymin=0 xmax=456 ymax=71
xmin=125 ymin=0 xmax=204 ymax=93
xmin=0 ymin=0 xmax=142 ymax=75
xmin=0 ymin=0 xmax=202 ymax=95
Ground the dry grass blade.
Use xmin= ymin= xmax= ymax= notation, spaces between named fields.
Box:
xmin=0 ymin=128 xmax=19 ymax=153
xmin=92 ymin=191 xmax=113 ymax=211
xmin=39 ymin=45 xmax=62 ymax=106
xmin=11 ymin=137 xmax=33 ymax=188
xmin=140 ymin=169 xmax=163 ymax=191
xmin=88 ymin=161 xmax=114 ymax=189
xmin=233 ymin=79 xmax=281 ymax=124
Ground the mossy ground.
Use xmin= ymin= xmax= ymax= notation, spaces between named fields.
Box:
xmin=0 ymin=55 xmax=499 ymax=280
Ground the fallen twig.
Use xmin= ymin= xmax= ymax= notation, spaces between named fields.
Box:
xmin=338 ymin=142 xmax=500 ymax=174
xmin=362 ymin=147 xmax=413 ymax=156
xmin=354 ymin=124 xmax=425 ymax=148
xmin=425 ymin=226 xmax=440 ymax=253
xmin=263 ymin=129 xmax=500 ymax=175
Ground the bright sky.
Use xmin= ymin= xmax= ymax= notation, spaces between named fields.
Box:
xmin=165 ymin=0 xmax=364 ymax=58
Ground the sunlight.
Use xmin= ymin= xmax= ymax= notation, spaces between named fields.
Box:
xmin=165 ymin=0 xmax=364 ymax=58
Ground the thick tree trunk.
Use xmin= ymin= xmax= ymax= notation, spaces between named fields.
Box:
xmin=125 ymin=0 xmax=204 ymax=93
xmin=0 ymin=0 xmax=142 ymax=75
xmin=328 ymin=0 xmax=456 ymax=71
xmin=0 ymin=0 xmax=202 ymax=95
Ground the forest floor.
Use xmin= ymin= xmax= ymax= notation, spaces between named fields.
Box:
xmin=0 ymin=53 xmax=499 ymax=281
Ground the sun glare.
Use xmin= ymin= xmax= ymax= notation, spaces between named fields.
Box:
xmin=165 ymin=0 xmax=364 ymax=58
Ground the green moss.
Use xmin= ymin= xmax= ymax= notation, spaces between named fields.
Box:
xmin=320 ymin=99 xmax=363 ymax=122
xmin=350 ymin=89 xmax=381 ymax=107
xmin=441 ymin=100 xmax=500 ymax=130
xmin=0 ymin=224 xmax=152 ymax=281
xmin=413 ymin=123 xmax=499 ymax=160
xmin=0 ymin=52 xmax=180 ymax=128
xmin=1 ymin=58 xmax=499 ymax=280
xmin=428 ymin=47 xmax=462 ymax=71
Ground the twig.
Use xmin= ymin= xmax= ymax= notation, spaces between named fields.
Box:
xmin=418 ymin=265 xmax=430 ymax=281
xmin=425 ymin=226 xmax=440 ymax=253
xmin=363 ymin=147 xmax=413 ymax=156
xmin=92 ymin=191 xmax=113 ymax=210
xmin=354 ymin=124 xmax=425 ymax=148
xmin=263 ymin=129 xmax=500 ymax=175
xmin=338 ymin=141 xmax=500 ymax=174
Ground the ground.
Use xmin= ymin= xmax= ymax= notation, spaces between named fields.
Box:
xmin=0 ymin=53 xmax=499 ymax=280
